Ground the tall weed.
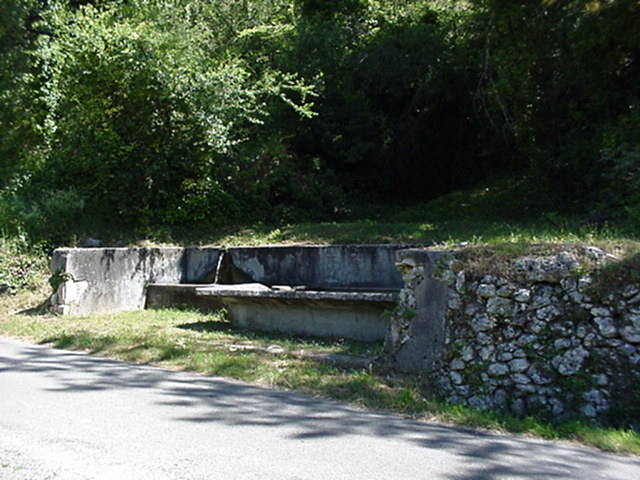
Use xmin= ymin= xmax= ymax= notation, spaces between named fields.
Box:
xmin=0 ymin=235 xmax=48 ymax=295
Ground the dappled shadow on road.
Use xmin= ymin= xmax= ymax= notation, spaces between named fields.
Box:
xmin=1 ymin=338 xmax=639 ymax=480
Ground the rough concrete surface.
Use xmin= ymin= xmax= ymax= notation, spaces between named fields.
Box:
xmin=51 ymin=247 xmax=222 ymax=316
xmin=227 ymin=244 xmax=410 ymax=290
xmin=51 ymin=245 xmax=410 ymax=317
xmin=1 ymin=337 xmax=639 ymax=480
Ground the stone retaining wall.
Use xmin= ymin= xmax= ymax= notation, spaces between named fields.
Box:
xmin=385 ymin=246 xmax=640 ymax=422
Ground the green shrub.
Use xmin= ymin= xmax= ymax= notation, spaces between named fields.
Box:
xmin=0 ymin=236 xmax=47 ymax=295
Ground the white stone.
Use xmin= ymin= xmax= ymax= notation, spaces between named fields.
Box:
xmin=517 ymin=334 xmax=537 ymax=346
xmin=509 ymin=358 xmax=530 ymax=373
xmin=58 ymin=279 xmax=89 ymax=305
xmin=583 ymin=246 xmax=611 ymax=262
xmin=512 ymin=373 xmax=531 ymax=384
xmin=456 ymin=385 xmax=470 ymax=396
xmin=568 ymin=290 xmax=585 ymax=303
xmin=623 ymin=285 xmax=640 ymax=299
xmin=451 ymin=358 xmax=465 ymax=370
xmin=514 ymin=288 xmax=531 ymax=303
xmin=477 ymin=283 xmax=497 ymax=298
xmin=504 ymin=326 xmax=518 ymax=340
xmin=486 ymin=297 xmax=516 ymax=317
xmin=468 ymin=396 xmax=490 ymax=410
xmin=488 ymin=363 xmax=509 ymax=376
xmin=620 ymin=326 xmax=640 ymax=344
xmin=560 ymin=277 xmax=577 ymax=292
xmin=471 ymin=313 xmax=493 ymax=332
xmin=591 ymin=306 xmax=611 ymax=317
xmin=578 ymin=275 xmax=593 ymax=292
xmin=529 ymin=368 xmax=551 ymax=385
xmin=515 ymin=383 xmax=536 ymax=393
xmin=576 ymin=323 xmax=588 ymax=339
xmin=498 ymin=352 xmax=514 ymax=362
xmin=513 ymin=348 xmax=527 ymax=358
xmin=554 ymin=338 xmax=571 ymax=349
xmin=464 ymin=303 xmax=482 ymax=316
xmin=527 ymin=320 xmax=545 ymax=334
xmin=626 ymin=314 xmax=640 ymax=329
xmin=531 ymin=293 xmax=553 ymax=309
xmin=552 ymin=347 xmax=589 ymax=376
xmin=479 ymin=345 xmax=495 ymax=361
xmin=455 ymin=270 xmax=466 ymax=293
xmin=582 ymin=404 xmax=597 ymax=418
xmin=448 ymin=293 xmax=463 ymax=310
xmin=450 ymin=371 xmax=463 ymax=385
xmin=497 ymin=285 xmax=516 ymax=298
xmin=594 ymin=316 xmax=617 ymax=338
xmin=619 ymin=343 xmax=636 ymax=355
xmin=550 ymin=398 xmax=565 ymax=416
xmin=512 ymin=253 xmax=577 ymax=283
xmin=493 ymin=389 xmax=508 ymax=406
xmin=628 ymin=293 xmax=640 ymax=305
xmin=511 ymin=313 xmax=527 ymax=326
xmin=550 ymin=322 xmax=569 ymax=335
xmin=536 ymin=304 xmax=561 ymax=321
xmin=461 ymin=345 xmax=474 ymax=362
xmin=583 ymin=332 xmax=597 ymax=347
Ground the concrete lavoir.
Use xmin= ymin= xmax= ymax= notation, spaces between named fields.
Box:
xmin=50 ymin=245 xmax=414 ymax=341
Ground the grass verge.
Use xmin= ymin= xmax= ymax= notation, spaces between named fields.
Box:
xmin=1 ymin=286 xmax=639 ymax=456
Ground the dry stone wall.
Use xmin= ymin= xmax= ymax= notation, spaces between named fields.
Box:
xmin=385 ymin=246 xmax=640 ymax=423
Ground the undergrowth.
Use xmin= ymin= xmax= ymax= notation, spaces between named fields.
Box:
xmin=0 ymin=236 xmax=48 ymax=295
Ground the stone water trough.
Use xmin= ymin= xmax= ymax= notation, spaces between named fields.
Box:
xmin=51 ymin=245 xmax=413 ymax=341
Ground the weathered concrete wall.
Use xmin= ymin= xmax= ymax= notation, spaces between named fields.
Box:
xmin=383 ymin=249 xmax=452 ymax=371
xmin=50 ymin=245 xmax=413 ymax=316
xmin=385 ymin=246 xmax=640 ymax=422
xmin=228 ymin=245 xmax=409 ymax=290
xmin=50 ymin=248 xmax=222 ymax=315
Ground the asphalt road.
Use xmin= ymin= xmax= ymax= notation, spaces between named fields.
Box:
xmin=1 ymin=337 xmax=639 ymax=480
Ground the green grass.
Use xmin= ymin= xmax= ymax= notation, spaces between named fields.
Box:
xmin=134 ymin=215 xmax=627 ymax=248
xmin=93 ymin=175 xmax=638 ymax=248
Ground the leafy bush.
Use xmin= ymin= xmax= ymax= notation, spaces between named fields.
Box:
xmin=6 ymin=0 xmax=318 ymax=239
xmin=1 ymin=0 xmax=639 ymax=243
xmin=0 ymin=236 xmax=47 ymax=296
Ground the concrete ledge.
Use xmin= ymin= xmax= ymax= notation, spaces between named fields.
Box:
xmin=145 ymin=283 xmax=224 ymax=312
xmin=205 ymin=284 xmax=398 ymax=341
xmin=196 ymin=284 xmax=398 ymax=304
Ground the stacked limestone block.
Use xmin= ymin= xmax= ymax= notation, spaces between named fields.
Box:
xmin=387 ymin=246 xmax=640 ymax=422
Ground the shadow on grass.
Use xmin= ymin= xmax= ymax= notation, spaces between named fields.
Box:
xmin=176 ymin=319 xmax=381 ymax=357
xmin=15 ymin=298 xmax=52 ymax=316
xmin=177 ymin=320 xmax=235 ymax=333
xmin=40 ymin=332 xmax=118 ymax=355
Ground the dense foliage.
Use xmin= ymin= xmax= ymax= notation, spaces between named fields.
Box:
xmin=0 ymin=0 xmax=638 ymax=243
